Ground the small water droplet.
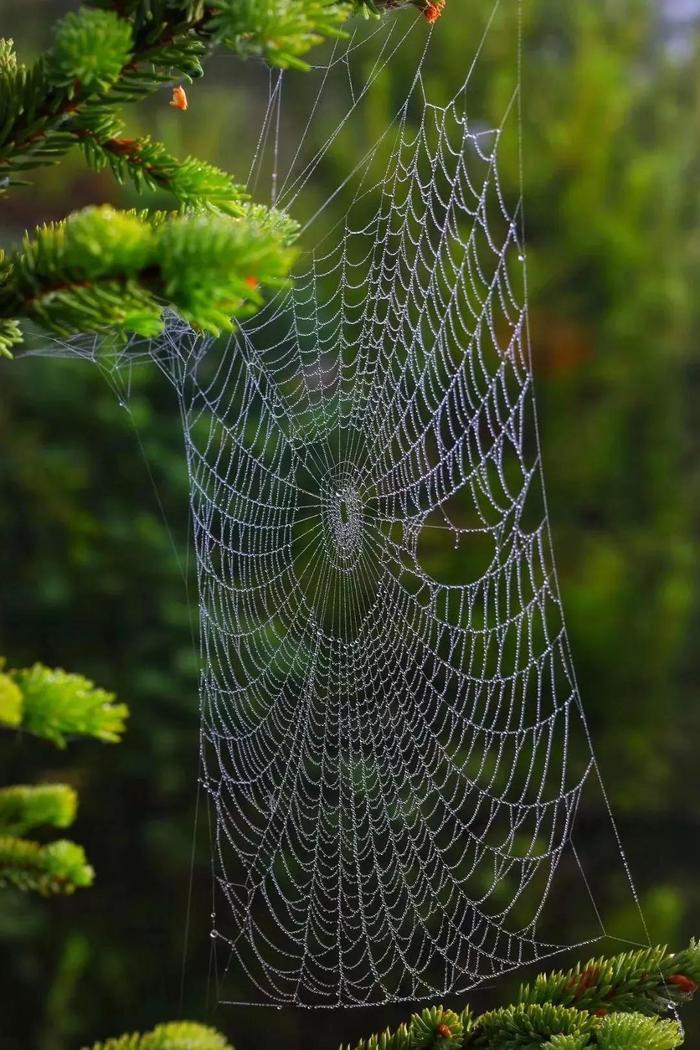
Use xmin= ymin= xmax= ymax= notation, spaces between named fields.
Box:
xmin=210 ymin=929 xmax=218 ymax=939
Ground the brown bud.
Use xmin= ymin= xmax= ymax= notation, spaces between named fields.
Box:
xmin=668 ymin=974 xmax=699 ymax=995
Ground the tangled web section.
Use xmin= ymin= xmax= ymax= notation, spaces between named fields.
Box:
xmin=40 ymin=0 xmax=646 ymax=1009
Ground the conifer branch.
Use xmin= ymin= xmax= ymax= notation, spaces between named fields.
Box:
xmin=596 ymin=1013 xmax=682 ymax=1050
xmin=0 ymin=836 xmax=94 ymax=894
xmin=207 ymin=0 xmax=352 ymax=70
xmin=0 ymin=784 xmax=77 ymax=836
xmin=0 ymin=204 xmax=294 ymax=343
xmin=0 ymin=660 xmax=128 ymax=748
xmin=516 ymin=942 xmax=700 ymax=1018
xmin=470 ymin=1003 xmax=597 ymax=1048
xmin=0 ymin=666 xmax=23 ymax=726
xmin=73 ymin=122 xmax=247 ymax=215
xmin=84 ymin=1021 xmax=235 ymax=1050
xmin=341 ymin=1006 xmax=471 ymax=1050
xmin=0 ymin=0 xmax=354 ymax=194
xmin=0 ymin=0 xmax=447 ymax=352
xmin=0 ymin=660 xmax=126 ymax=898
xmin=339 ymin=943 xmax=699 ymax=1049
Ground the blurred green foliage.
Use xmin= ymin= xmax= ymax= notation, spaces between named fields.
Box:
xmin=0 ymin=0 xmax=699 ymax=1047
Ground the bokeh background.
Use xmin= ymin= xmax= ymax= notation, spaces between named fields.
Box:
xmin=1 ymin=0 xmax=699 ymax=1047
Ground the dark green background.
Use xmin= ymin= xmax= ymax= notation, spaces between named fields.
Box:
xmin=1 ymin=0 xmax=699 ymax=1046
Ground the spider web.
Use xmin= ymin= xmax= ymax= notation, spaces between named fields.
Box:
xmin=28 ymin=0 xmax=648 ymax=1010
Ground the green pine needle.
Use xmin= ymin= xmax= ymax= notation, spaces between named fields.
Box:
xmin=341 ymin=1023 xmax=413 ymax=1050
xmin=241 ymin=202 xmax=302 ymax=244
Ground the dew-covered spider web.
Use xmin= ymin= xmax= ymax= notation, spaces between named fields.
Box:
xmin=31 ymin=0 xmax=650 ymax=1010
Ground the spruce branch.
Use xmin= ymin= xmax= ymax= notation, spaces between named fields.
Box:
xmin=542 ymin=1036 xmax=591 ymax=1050
xmin=0 ymin=0 xmax=430 ymax=351
xmin=0 ymin=318 xmax=23 ymax=357
xmin=84 ymin=1020 xmax=235 ymax=1050
xmin=61 ymin=97 xmax=248 ymax=213
xmin=342 ymin=1021 xmax=413 ymax=1050
xmin=0 ymin=660 xmax=126 ymax=898
xmin=596 ymin=1013 xmax=682 ymax=1050
xmin=411 ymin=1007 xmax=468 ymax=1049
xmin=342 ymin=1007 xmax=472 ymax=1050
xmin=0 ymin=204 xmax=294 ymax=345
xmin=469 ymin=1003 xmax=597 ymax=1049
xmin=0 ymin=666 xmax=23 ymax=726
xmin=0 ymin=836 xmax=94 ymax=894
xmin=516 ymin=943 xmax=700 ymax=1019
xmin=0 ymin=0 xmax=356 ymax=192
xmin=339 ymin=944 xmax=699 ymax=1049
xmin=208 ymin=0 xmax=352 ymax=70
xmin=157 ymin=208 xmax=293 ymax=331
xmin=49 ymin=8 xmax=134 ymax=96
xmin=73 ymin=119 xmax=248 ymax=215
xmin=0 ymin=784 xmax=77 ymax=836
xmin=2 ymin=661 xmax=128 ymax=748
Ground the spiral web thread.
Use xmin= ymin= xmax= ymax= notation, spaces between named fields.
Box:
xmin=31 ymin=1 xmax=649 ymax=1010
